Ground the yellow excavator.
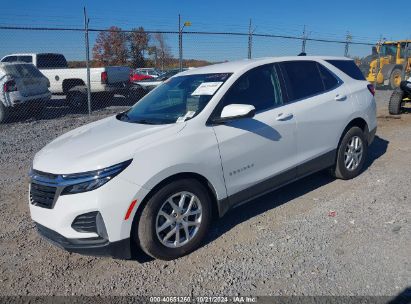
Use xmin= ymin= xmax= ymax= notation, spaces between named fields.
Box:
xmin=359 ymin=40 xmax=411 ymax=89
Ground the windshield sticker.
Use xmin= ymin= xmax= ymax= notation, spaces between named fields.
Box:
xmin=176 ymin=111 xmax=196 ymax=123
xmin=191 ymin=82 xmax=223 ymax=96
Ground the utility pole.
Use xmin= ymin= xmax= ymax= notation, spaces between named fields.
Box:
xmin=83 ymin=7 xmax=91 ymax=115
xmin=301 ymin=25 xmax=307 ymax=54
xmin=374 ymin=34 xmax=383 ymax=89
xmin=178 ymin=14 xmax=182 ymax=72
xmin=247 ymin=19 xmax=253 ymax=59
xmin=178 ymin=15 xmax=191 ymax=72
xmin=344 ymin=31 xmax=352 ymax=57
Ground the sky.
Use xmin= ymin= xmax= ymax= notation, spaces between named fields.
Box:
xmin=0 ymin=0 xmax=409 ymax=62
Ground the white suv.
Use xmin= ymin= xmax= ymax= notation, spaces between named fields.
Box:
xmin=29 ymin=56 xmax=377 ymax=260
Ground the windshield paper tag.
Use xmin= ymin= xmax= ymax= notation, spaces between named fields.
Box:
xmin=191 ymin=82 xmax=223 ymax=96
xmin=176 ymin=111 xmax=196 ymax=123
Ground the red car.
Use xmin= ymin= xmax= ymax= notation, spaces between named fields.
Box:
xmin=130 ymin=70 xmax=153 ymax=82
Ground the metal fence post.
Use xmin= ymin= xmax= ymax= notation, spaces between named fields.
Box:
xmin=301 ymin=25 xmax=307 ymax=54
xmin=178 ymin=14 xmax=182 ymax=72
xmin=83 ymin=7 xmax=92 ymax=115
xmin=374 ymin=36 xmax=382 ymax=89
xmin=248 ymin=19 xmax=253 ymax=59
xmin=344 ymin=31 xmax=352 ymax=57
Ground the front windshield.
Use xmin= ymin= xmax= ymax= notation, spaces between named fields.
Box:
xmin=380 ymin=44 xmax=397 ymax=57
xmin=119 ymin=73 xmax=231 ymax=125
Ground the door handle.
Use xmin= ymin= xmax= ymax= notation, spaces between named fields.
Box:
xmin=335 ymin=94 xmax=347 ymax=101
xmin=276 ymin=113 xmax=293 ymax=121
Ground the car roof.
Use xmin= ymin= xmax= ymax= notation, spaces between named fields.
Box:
xmin=2 ymin=53 xmax=60 ymax=57
xmin=178 ymin=56 xmax=352 ymax=76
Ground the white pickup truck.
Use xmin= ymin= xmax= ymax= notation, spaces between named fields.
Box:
xmin=0 ymin=53 xmax=134 ymax=106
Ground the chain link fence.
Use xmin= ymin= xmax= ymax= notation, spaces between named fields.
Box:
xmin=0 ymin=23 xmax=408 ymax=124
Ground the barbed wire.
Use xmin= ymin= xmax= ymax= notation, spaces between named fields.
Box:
xmin=0 ymin=26 xmax=374 ymax=46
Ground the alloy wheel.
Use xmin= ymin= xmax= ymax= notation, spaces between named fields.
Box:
xmin=155 ymin=191 xmax=202 ymax=248
xmin=344 ymin=135 xmax=363 ymax=171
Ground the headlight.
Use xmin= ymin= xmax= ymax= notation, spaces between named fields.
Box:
xmin=60 ymin=159 xmax=132 ymax=195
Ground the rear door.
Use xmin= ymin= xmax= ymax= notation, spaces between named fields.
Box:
xmin=212 ymin=63 xmax=298 ymax=205
xmin=278 ymin=60 xmax=352 ymax=175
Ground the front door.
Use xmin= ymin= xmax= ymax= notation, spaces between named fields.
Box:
xmin=212 ymin=63 xmax=298 ymax=206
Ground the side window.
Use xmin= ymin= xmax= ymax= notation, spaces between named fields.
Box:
xmin=317 ymin=63 xmax=339 ymax=91
xmin=2 ymin=56 xmax=17 ymax=62
xmin=280 ymin=61 xmax=324 ymax=102
xmin=326 ymin=60 xmax=365 ymax=80
xmin=220 ymin=64 xmax=283 ymax=114
xmin=18 ymin=56 xmax=33 ymax=63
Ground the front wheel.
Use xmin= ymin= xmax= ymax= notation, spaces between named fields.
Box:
xmin=331 ymin=126 xmax=368 ymax=180
xmin=136 ymin=179 xmax=212 ymax=260
xmin=67 ymin=90 xmax=87 ymax=110
xmin=0 ymin=102 xmax=9 ymax=123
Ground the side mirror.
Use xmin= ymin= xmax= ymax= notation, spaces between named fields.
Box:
xmin=372 ymin=46 xmax=378 ymax=56
xmin=213 ymin=104 xmax=255 ymax=124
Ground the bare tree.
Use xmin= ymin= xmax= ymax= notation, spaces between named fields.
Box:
xmin=152 ymin=33 xmax=172 ymax=70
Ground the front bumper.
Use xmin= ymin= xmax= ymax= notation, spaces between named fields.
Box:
xmin=5 ymin=91 xmax=51 ymax=107
xmin=29 ymin=171 xmax=150 ymax=259
xmin=36 ymin=223 xmax=131 ymax=259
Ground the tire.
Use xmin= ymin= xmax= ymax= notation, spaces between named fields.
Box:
xmin=389 ymin=68 xmax=402 ymax=90
xmin=67 ymin=89 xmax=87 ymax=109
xmin=136 ymin=179 xmax=212 ymax=260
xmin=331 ymin=126 xmax=368 ymax=180
xmin=0 ymin=102 xmax=9 ymax=123
xmin=30 ymin=104 xmax=46 ymax=119
xmin=388 ymin=88 xmax=404 ymax=115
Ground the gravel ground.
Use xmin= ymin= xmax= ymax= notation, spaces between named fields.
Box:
xmin=0 ymin=91 xmax=410 ymax=296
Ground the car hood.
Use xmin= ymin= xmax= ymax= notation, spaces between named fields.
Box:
xmin=34 ymin=116 xmax=185 ymax=174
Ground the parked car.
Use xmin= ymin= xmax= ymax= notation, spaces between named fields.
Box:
xmin=129 ymin=70 xmax=153 ymax=82
xmin=29 ymin=56 xmax=377 ymax=260
xmin=134 ymin=69 xmax=181 ymax=91
xmin=135 ymin=68 xmax=162 ymax=78
xmin=0 ymin=53 xmax=131 ymax=107
xmin=0 ymin=62 xmax=51 ymax=123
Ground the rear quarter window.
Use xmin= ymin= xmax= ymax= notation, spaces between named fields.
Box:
xmin=1 ymin=56 xmax=17 ymax=62
xmin=326 ymin=60 xmax=365 ymax=80
xmin=3 ymin=64 xmax=44 ymax=78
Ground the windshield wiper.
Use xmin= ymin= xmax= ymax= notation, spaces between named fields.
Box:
xmin=133 ymin=119 xmax=158 ymax=125
xmin=117 ymin=112 xmax=130 ymax=122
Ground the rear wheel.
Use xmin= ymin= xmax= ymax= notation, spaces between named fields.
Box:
xmin=30 ymin=103 xmax=46 ymax=119
xmin=331 ymin=126 xmax=368 ymax=180
xmin=0 ymin=102 xmax=9 ymax=123
xmin=67 ymin=88 xmax=87 ymax=110
xmin=389 ymin=69 xmax=402 ymax=90
xmin=388 ymin=88 xmax=404 ymax=115
xmin=136 ymin=179 xmax=212 ymax=260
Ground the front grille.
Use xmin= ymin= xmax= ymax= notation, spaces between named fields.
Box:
xmin=71 ymin=212 xmax=98 ymax=233
xmin=30 ymin=183 xmax=57 ymax=209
